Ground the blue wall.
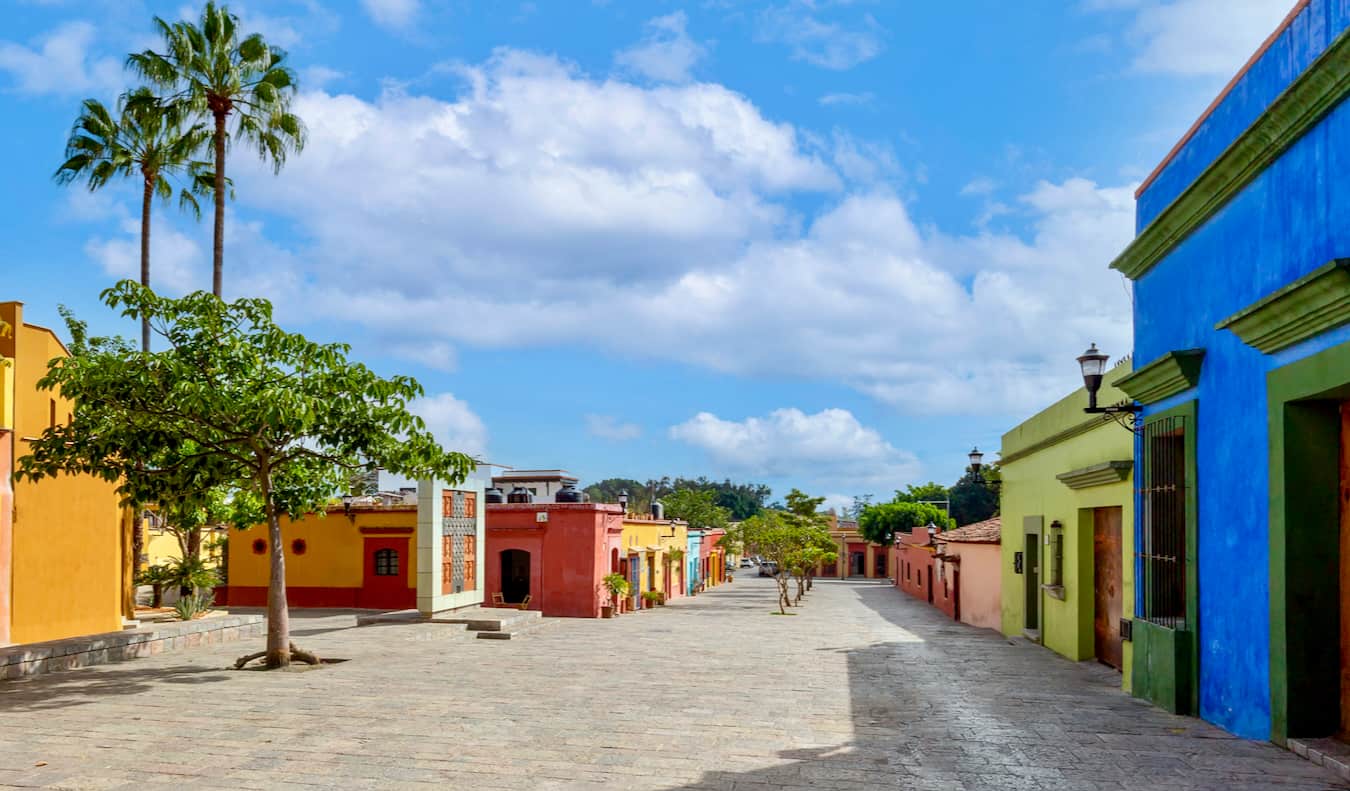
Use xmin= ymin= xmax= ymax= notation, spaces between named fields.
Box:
xmin=1132 ymin=0 xmax=1350 ymax=740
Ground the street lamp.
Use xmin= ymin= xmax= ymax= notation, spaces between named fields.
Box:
xmin=341 ymin=493 xmax=355 ymax=520
xmin=926 ymin=522 xmax=937 ymax=541
xmin=1076 ymin=343 xmax=1141 ymax=432
xmin=968 ymin=446 xmax=984 ymax=474
xmin=618 ymin=490 xmax=629 ymax=514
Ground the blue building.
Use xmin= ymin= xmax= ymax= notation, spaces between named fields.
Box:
xmin=1110 ymin=0 xmax=1350 ymax=743
xmin=687 ymin=528 xmax=703 ymax=595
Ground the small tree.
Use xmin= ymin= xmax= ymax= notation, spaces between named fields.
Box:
xmin=18 ymin=283 xmax=474 ymax=668
xmin=949 ymin=466 xmax=999 ymax=526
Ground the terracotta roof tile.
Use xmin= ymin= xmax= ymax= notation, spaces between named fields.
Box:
xmin=937 ymin=516 xmax=1001 ymax=544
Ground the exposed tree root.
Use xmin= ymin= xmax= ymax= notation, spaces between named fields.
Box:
xmin=232 ymin=642 xmax=322 ymax=670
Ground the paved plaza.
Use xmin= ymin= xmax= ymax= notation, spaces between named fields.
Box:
xmin=0 ymin=578 xmax=1343 ymax=790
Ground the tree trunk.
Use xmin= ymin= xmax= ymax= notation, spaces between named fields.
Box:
xmin=139 ymin=173 xmax=153 ymax=352
xmin=212 ymin=111 xmax=227 ymax=298
xmin=261 ymin=473 xmax=290 ymax=667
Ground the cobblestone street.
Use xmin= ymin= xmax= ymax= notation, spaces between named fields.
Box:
xmin=0 ymin=578 xmax=1342 ymax=790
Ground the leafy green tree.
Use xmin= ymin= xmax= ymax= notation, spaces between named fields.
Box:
xmin=892 ymin=481 xmax=949 ymax=506
xmin=723 ymin=511 xmax=798 ymax=613
xmin=858 ymin=501 xmax=955 ymax=547
xmin=949 ymin=468 xmax=999 ymax=526
xmin=583 ymin=478 xmax=650 ymax=513
xmin=55 ymin=88 xmax=212 ymax=352
xmin=662 ymin=488 xmax=730 ymax=531
xmin=17 ymin=283 xmax=474 ymax=668
xmin=129 ymin=1 xmax=305 ymax=296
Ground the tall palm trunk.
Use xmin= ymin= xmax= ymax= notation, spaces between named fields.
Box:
xmin=139 ymin=173 xmax=153 ymax=352
xmin=212 ymin=111 xmax=227 ymax=298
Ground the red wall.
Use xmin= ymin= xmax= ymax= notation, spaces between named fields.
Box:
xmin=485 ymin=503 xmax=623 ymax=618
xmin=895 ymin=527 xmax=957 ymax=620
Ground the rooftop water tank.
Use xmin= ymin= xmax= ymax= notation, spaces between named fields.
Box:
xmin=484 ymin=487 xmax=505 ymax=504
xmin=506 ymin=486 xmax=533 ymax=504
xmin=556 ymin=483 xmax=583 ymax=503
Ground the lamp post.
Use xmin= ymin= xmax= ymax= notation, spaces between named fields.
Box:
xmin=968 ymin=446 xmax=983 ymax=474
xmin=1077 ymin=343 xmax=1141 ymax=432
xmin=618 ymin=490 xmax=629 ymax=515
xmin=341 ymin=493 xmax=355 ymax=520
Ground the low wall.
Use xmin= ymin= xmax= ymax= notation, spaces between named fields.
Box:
xmin=0 ymin=613 xmax=264 ymax=680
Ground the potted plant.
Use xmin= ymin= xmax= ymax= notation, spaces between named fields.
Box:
xmin=656 ymin=592 xmax=667 ymax=606
xmin=641 ymin=590 xmax=660 ymax=609
xmin=602 ymin=573 xmax=629 ymax=618
xmin=135 ymin=564 xmax=175 ymax=608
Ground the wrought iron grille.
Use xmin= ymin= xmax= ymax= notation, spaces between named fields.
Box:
xmin=1137 ymin=415 xmax=1188 ymax=629
xmin=441 ymin=490 xmax=479 ymax=594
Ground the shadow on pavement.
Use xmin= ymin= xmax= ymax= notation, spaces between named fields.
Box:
xmin=0 ymin=664 xmax=233 ymax=712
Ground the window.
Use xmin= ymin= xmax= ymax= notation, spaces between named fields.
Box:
xmin=374 ymin=548 xmax=399 ymax=576
xmin=1138 ymin=414 xmax=1189 ymax=629
xmin=463 ymin=535 xmax=476 ymax=592
xmin=290 ymin=538 xmax=307 ymax=556
xmin=251 ymin=538 xmax=267 ymax=555
xmin=49 ymin=399 xmax=56 ymax=428
xmin=441 ymin=535 xmax=454 ymax=594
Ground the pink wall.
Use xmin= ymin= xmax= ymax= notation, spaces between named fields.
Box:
xmin=895 ymin=527 xmax=956 ymax=620
xmin=948 ymin=542 xmax=1001 ymax=631
xmin=486 ymin=503 xmax=623 ymax=618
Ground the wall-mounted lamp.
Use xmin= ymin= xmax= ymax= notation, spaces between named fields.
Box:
xmin=1077 ymin=343 xmax=1142 ymax=433
xmin=342 ymin=493 xmax=355 ymax=520
xmin=618 ymin=490 xmax=630 ymax=514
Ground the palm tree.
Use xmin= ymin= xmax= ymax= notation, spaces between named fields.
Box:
xmin=128 ymin=1 xmax=305 ymax=298
xmin=55 ymin=89 xmax=211 ymax=352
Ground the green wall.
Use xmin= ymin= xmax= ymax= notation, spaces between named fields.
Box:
xmin=1000 ymin=360 xmax=1136 ymax=689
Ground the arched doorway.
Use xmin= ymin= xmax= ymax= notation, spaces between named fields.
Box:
xmin=611 ymin=547 xmax=620 ymax=573
xmin=500 ymin=549 xmax=530 ymax=604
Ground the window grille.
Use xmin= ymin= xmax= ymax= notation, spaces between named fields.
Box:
xmin=463 ymin=535 xmax=477 ymax=592
xmin=374 ymin=548 xmax=399 ymax=576
xmin=1137 ymin=415 xmax=1188 ymax=629
xmin=441 ymin=535 xmax=454 ymax=594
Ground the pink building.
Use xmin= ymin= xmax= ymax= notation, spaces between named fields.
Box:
xmin=894 ymin=525 xmax=956 ymax=619
xmin=485 ymin=503 xmax=624 ymax=618
xmin=935 ymin=517 xmax=1001 ymax=631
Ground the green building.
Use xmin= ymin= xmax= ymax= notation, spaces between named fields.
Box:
xmin=1000 ymin=359 xmax=1134 ymax=689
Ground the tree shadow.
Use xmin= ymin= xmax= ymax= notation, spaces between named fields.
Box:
xmin=0 ymin=663 xmax=233 ymax=712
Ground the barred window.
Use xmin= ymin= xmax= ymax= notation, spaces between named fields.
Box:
xmin=374 ymin=548 xmax=399 ymax=576
xmin=1138 ymin=415 xmax=1188 ymax=629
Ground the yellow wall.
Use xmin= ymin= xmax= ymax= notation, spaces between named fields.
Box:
xmin=228 ymin=507 xmax=418 ymax=591
xmin=622 ymin=518 xmax=687 ymax=597
xmin=3 ymin=302 xmax=125 ymax=644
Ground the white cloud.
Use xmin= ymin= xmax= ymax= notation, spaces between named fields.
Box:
xmin=585 ymin=414 xmax=643 ymax=441
xmin=1094 ymin=0 xmax=1292 ymax=77
xmin=301 ymin=65 xmax=345 ymax=90
xmin=670 ymin=408 xmax=921 ymax=485
xmin=0 ymin=21 xmax=122 ymax=97
xmin=362 ymin=0 xmax=420 ymax=30
xmin=616 ymin=11 xmax=707 ymax=83
xmin=410 ymin=393 xmax=488 ymax=457
xmin=960 ymin=177 xmax=997 ymax=196
xmin=153 ymin=49 xmax=1133 ymax=419
xmin=756 ymin=4 xmax=884 ymax=70
xmin=818 ymin=91 xmax=874 ymax=106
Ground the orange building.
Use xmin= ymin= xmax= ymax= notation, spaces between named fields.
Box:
xmin=815 ymin=516 xmax=889 ymax=580
xmin=1 ymin=302 xmax=130 ymax=645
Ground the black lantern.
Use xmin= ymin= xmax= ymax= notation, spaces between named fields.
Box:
xmin=968 ymin=446 xmax=984 ymax=473
xmin=1076 ymin=343 xmax=1141 ymax=431
xmin=618 ymin=490 xmax=629 ymax=513
xmin=1077 ymin=343 xmax=1110 ymax=409
xmin=341 ymin=493 xmax=355 ymax=519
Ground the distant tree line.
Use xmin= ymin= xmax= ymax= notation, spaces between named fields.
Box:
xmin=583 ymin=476 xmax=770 ymax=520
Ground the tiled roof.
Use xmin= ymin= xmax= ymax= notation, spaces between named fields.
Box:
xmin=937 ymin=516 xmax=1001 ymax=544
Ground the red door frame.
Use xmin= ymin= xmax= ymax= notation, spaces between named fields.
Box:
xmin=359 ymin=536 xmax=412 ymax=610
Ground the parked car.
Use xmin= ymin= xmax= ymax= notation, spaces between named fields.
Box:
xmin=739 ymin=558 xmax=754 ymax=568
xmin=758 ymin=561 xmax=780 ymax=577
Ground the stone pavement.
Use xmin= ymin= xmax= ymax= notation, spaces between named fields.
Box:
xmin=0 ymin=579 xmax=1342 ymax=791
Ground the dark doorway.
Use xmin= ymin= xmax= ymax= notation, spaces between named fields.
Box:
xmin=1094 ymin=507 xmax=1124 ymax=670
xmin=874 ymin=551 xmax=887 ymax=578
xmin=500 ymin=549 xmax=530 ymax=604
xmin=1025 ymin=532 xmax=1040 ymax=632
xmin=849 ymin=552 xmax=865 ymax=576
xmin=1341 ymin=402 xmax=1350 ymax=736
xmin=926 ymin=568 xmax=933 ymax=604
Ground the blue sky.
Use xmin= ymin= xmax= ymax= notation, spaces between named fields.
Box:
xmin=1 ymin=0 xmax=1292 ymax=510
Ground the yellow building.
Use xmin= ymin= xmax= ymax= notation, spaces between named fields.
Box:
xmin=223 ymin=505 xmax=420 ymax=609
xmin=1 ymin=302 xmax=129 ymax=645
xmin=621 ymin=516 xmax=688 ymax=606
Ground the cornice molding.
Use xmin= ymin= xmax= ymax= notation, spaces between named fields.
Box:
xmin=1216 ymin=259 xmax=1350 ymax=353
xmin=1000 ymin=415 xmax=1113 ymax=466
xmin=1056 ymin=460 xmax=1134 ymax=490
xmin=1115 ymin=350 xmax=1205 ymax=405
xmin=1110 ymin=28 xmax=1350 ymax=281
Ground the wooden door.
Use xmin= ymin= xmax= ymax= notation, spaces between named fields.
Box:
xmin=1339 ymin=402 xmax=1350 ymax=734
xmin=1094 ymin=507 xmax=1124 ymax=670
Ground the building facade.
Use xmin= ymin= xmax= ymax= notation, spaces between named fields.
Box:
xmin=484 ymin=502 xmax=624 ymax=617
xmin=1109 ymin=0 xmax=1350 ymax=742
xmin=999 ymin=361 xmax=1135 ymax=689
xmin=935 ymin=518 xmax=1002 ymax=631
xmin=818 ymin=516 xmax=889 ymax=579
xmin=895 ymin=525 xmax=955 ymax=619
xmin=621 ymin=516 xmax=688 ymax=608
xmin=223 ymin=476 xmax=485 ymax=614
xmin=490 ymin=469 xmax=578 ymax=504
xmin=0 ymin=302 xmax=130 ymax=645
